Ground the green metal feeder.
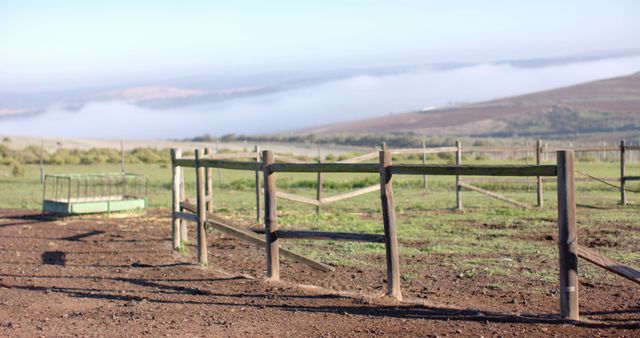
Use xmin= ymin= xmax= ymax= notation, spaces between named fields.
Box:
xmin=42 ymin=173 xmax=148 ymax=215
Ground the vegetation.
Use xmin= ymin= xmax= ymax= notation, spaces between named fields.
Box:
xmin=0 ymin=145 xmax=171 ymax=166
xmin=499 ymin=106 xmax=640 ymax=138
xmin=0 ymin=148 xmax=638 ymax=295
xmin=187 ymin=129 xmax=638 ymax=150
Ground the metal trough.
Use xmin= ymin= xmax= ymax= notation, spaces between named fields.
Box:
xmin=42 ymin=173 xmax=148 ymax=215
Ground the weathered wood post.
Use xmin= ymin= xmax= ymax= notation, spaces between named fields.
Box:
xmin=40 ymin=140 xmax=45 ymax=183
xmin=263 ymin=150 xmax=279 ymax=280
xmin=536 ymin=139 xmax=543 ymax=208
xmin=204 ymin=147 xmax=214 ymax=211
xmin=379 ymin=150 xmax=402 ymax=300
xmin=316 ymin=145 xmax=323 ymax=215
xmin=620 ymin=140 xmax=626 ymax=205
xmin=195 ymin=149 xmax=208 ymax=266
xmin=120 ymin=140 xmax=125 ymax=173
xmin=170 ymin=148 xmax=182 ymax=250
xmin=179 ymin=160 xmax=187 ymax=242
xmin=456 ymin=140 xmax=462 ymax=210
xmin=557 ymin=150 xmax=579 ymax=320
xmin=216 ymin=140 xmax=222 ymax=187
xmin=422 ymin=140 xmax=428 ymax=192
xmin=254 ymin=145 xmax=262 ymax=224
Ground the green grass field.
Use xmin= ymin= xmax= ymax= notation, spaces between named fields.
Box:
xmin=1 ymin=156 xmax=639 ymax=289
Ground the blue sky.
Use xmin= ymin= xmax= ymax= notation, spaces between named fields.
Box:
xmin=1 ymin=1 xmax=639 ymax=91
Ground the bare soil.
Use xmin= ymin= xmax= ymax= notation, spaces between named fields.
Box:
xmin=0 ymin=209 xmax=638 ymax=337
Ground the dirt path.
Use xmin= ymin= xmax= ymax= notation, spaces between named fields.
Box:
xmin=0 ymin=209 xmax=638 ymax=337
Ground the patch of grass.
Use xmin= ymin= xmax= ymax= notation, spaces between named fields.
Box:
xmin=486 ymin=283 xmax=502 ymax=290
xmin=177 ymin=242 xmax=190 ymax=256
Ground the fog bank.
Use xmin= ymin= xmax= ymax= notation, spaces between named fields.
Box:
xmin=2 ymin=56 xmax=640 ymax=139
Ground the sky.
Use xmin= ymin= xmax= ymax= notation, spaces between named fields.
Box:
xmin=1 ymin=1 xmax=640 ymax=92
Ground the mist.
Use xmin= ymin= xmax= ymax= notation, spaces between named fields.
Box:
xmin=2 ymin=55 xmax=640 ymax=139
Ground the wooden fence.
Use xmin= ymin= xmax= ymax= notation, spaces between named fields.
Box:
xmin=175 ymin=139 xmax=636 ymax=218
xmin=170 ymin=146 xmax=640 ymax=320
xmin=457 ymin=140 xmax=638 ymax=208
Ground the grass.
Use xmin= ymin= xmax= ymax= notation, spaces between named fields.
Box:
xmin=1 ymin=156 xmax=639 ymax=291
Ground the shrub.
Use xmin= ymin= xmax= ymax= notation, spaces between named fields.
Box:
xmin=11 ymin=162 xmax=25 ymax=177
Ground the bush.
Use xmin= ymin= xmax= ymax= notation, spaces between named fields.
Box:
xmin=11 ymin=162 xmax=25 ymax=177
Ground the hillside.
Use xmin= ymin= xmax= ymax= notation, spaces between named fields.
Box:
xmin=301 ymin=72 xmax=640 ymax=139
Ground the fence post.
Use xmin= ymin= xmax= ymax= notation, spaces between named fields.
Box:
xmin=195 ymin=149 xmax=208 ymax=266
xmin=316 ymin=145 xmax=323 ymax=215
xmin=620 ymin=140 xmax=626 ymax=205
xmin=120 ymin=140 xmax=125 ymax=173
xmin=536 ymin=139 xmax=543 ymax=208
xmin=40 ymin=140 xmax=45 ymax=183
xmin=216 ymin=140 xmax=222 ymax=187
xmin=263 ymin=150 xmax=280 ymax=280
xmin=557 ymin=150 xmax=579 ymax=320
xmin=254 ymin=145 xmax=262 ymax=224
xmin=379 ymin=150 xmax=402 ymax=301
xmin=456 ymin=140 xmax=462 ymax=210
xmin=422 ymin=140 xmax=428 ymax=192
xmin=179 ymin=159 xmax=187 ymax=242
xmin=204 ymin=147 xmax=214 ymax=211
xmin=170 ymin=148 xmax=182 ymax=250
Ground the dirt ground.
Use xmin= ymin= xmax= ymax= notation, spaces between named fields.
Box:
xmin=0 ymin=209 xmax=638 ymax=337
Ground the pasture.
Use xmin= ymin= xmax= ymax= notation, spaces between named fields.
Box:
xmin=0 ymin=152 xmax=639 ymax=336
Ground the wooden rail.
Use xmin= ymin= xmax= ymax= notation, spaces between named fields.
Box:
xmin=458 ymin=182 xmax=532 ymax=209
xmin=337 ymin=151 xmax=378 ymax=163
xmin=206 ymin=152 xmax=260 ymax=160
xmin=275 ymin=230 xmax=385 ymax=243
xmin=576 ymin=245 xmax=640 ymax=285
xmin=274 ymin=155 xmax=307 ymax=163
xmin=390 ymin=146 xmax=457 ymax=155
xmin=269 ymin=163 xmax=378 ymax=173
xmin=275 ymin=191 xmax=320 ymax=206
xmin=389 ymin=164 xmax=557 ymax=176
xmin=542 ymin=146 xmax=619 ymax=153
xmin=321 ymin=184 xmax=380 ymax=204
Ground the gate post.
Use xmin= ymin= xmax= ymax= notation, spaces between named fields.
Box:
xmin=536 ymin=139 xmax=543 ymax=208
xmin=170 ymin=148 xmax=182 ymax=250
xmin=263 ymin=150 xmax=280 ymax=280
xmin=557 ymin=150 xmax=579 ymax=320
xmin=455 ymin=140 xmax=462 ymax=210
xmin=195 ymin=149 xmax=208 ymax=266
xmin=316 ymin=145 xmax=323 ymax=215
xmin=254 ymin=145 xmax=262 ymax=223
xmin=204 ymin=147 xmax=214 ymax=212
xmin=379 ymin=150 xmax=402 ymax=301
xmin=620 ymin=140 xmax=626 ymax=205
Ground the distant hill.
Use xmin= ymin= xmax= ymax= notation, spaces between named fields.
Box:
xmin=301 ymin=72 xmax=640 ymax=139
